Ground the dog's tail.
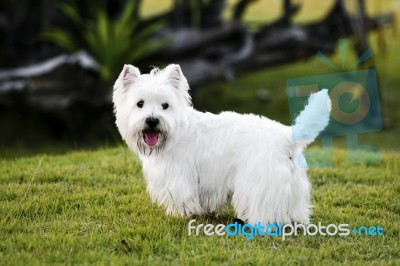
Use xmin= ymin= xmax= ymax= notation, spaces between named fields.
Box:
xmin=292 ymin=89 xmax=331 ymax=148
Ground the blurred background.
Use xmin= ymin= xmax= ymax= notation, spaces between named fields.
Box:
xmin=0 ymin=0 xmax=399 ymax=156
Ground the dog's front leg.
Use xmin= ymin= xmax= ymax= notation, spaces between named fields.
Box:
xmin=144 ymin=169 xmax=204 ymax=217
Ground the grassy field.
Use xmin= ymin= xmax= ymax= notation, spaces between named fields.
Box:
xmin=0 ymin=147 xmax=399 ymax=265
xmin=1 ymin=0 xmax=400 ymax=265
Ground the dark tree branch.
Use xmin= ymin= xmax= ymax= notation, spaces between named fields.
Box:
xmin=156 ymin=0 xmax=394 ymax=87
xmin=232 ymin=0 xmax=257 ymax=22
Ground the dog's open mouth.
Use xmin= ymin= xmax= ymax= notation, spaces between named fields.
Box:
xmin=143 ymin=130 xmax=159 ymax=147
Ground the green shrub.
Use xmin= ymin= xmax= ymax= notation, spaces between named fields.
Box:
xmin=42 ymin=0 xmax=169 ymax=83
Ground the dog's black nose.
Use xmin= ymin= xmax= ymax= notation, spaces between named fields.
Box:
xmin=145 ymin=117 xmax=159 ymax=129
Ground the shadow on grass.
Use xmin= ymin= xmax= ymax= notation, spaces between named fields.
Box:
xmin=0 ymin=140 xmax=125 ymax=161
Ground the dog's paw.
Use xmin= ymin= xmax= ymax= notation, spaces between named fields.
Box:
xmin=232 ymin=218 xmax=245 ymax=226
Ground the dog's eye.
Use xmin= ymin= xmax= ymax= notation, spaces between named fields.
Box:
xmin=137 ymin=100 xmax=144 ymax=108
xmin=162 ymin=103 xmax=169 ymax=110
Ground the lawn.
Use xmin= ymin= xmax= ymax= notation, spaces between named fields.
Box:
xmin=0 ymin=147 xmax=399 ymax=265
xmin=1 ymin=0 xmax=400 ymax=265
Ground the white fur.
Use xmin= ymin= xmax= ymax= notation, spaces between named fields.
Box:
xmin=113 ymin=64 xmax=331 ymax=224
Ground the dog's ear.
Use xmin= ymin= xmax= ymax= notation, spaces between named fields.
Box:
xmin=164 ymin=64 xmax=187 ymax=91
xmin=114 ymin=64 xmax=140 ymax=92
xmin=164 ymin=64 xmax=192 ymax=106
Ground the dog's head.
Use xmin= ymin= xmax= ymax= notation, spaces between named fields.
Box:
xmin=113 ymin=64 xmax=191 ymax=156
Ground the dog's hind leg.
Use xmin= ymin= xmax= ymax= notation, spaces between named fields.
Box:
xmin=286 ymin=168 xmax=311 ymax=225
xmin=231 ymin=165 xmax=308 ymax=225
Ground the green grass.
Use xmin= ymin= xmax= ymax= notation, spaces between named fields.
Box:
xmin=0 ymin=147 xmax=399 ymax=265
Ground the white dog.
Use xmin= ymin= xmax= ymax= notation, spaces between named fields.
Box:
xmin=113 ymin=64 xmax=331 ymax=225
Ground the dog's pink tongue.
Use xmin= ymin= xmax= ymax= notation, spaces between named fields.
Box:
xmin=144 ymin=132 xmax=158 ymax=146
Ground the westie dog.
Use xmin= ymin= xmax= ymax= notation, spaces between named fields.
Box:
xmin=113 ymin=64 xmax=331 ymax=224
